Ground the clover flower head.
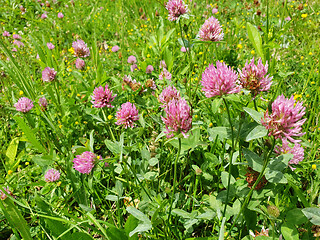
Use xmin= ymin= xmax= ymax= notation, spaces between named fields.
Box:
xmin=13 ymin=40 xmax=24 ymax=48
xmin=41 ymin=12 xmax=48 ymax=19
xmin=159 ymin=60 xmax=167 ymax=69
xmin=72 ymin=39 xmax=90 ymax=58
xmin=239 ymin=58 xmax=273 ymax=97
xmin=44 ymin=169 xmax=61 ymax=182
xmin=201 ymin=61 xmax=240 ymax=97
xmin=91 ymin=84 xmax=117 ymax=108
xmin=166 ymin=0 xmax=189 ymax=21
xmin=261 ymin=94 xmax=306 ymax=143
xmin=127 ymin=55 xmax=137 ymax=64
xmin=199 ymin=16 xmax=224 ymax=42
xmin=161 ymin=98 xmax=192 ymax=138
xmin=0 ymin=187 xmax=13 ymax=200
xmin=158 ymin=85 xmax=181 ymax=107
xmin=146 ymin=65 xmax=154 ymax=73
xmin=13 ymin=34 xmax=22 ymax=39
xmin=112 ymin=45 xmax=120 ymax=52
xmin=115 ymin=102 xmax=140 ymax=128
xmin=73 ymin=151 xmax=100 ymax=174
xmin=47 ymin=42 xmax=55 ymax=49
xmin=42 ymin=67 xmax=57 ymax=82
xmin=159 ymin=68 xmax=172 ymax=81
xmin=3 ymin=31 xmax=10 ymax=37
xmin=75 ymin=58 xmax=85 ymax=69
xmin=14 ymin=97 xmax=33 ymax=113
xmin=39 ymin=97 xmax=48 ymax=110
xmin=275 ymin=139 xmax=304 ymax=170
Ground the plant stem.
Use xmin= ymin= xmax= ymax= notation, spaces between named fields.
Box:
xmin=192 ymin=43 xmax=209 ymax=104
xmin=123 ymin=160 xmax=153 ymax=202
xmin=253 ymin=98 xmax=258 ymax=111
xmin=226 ymin=137 xmax=275 ymax=238
xmin=222 ymin=98 xmax=235 ymax=218
xmin=168 ymin=137 xmax=181 ymax=223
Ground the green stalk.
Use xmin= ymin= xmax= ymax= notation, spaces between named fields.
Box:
xmin=222 ymin=98 xmax=235 ymax=218
xmin=226 ymin=137 xmax=276 ymax=238
xmin=168 ymin=137 xmax=181 ymax=223
xmin=192 ymin=43 xmax=209 ymax=104
xmin=266 ymin=0 xmax=270 ymax=62
xmin=123 ymin=160 xmax=152 ymax=201
xmin=102 ymin=109 xmax=116 ymax=141
xmin=253 ymin=98 xmax=258 ymax=111
xmin=54 ymin=80 xmax=64 ymax=117
xmin=192 ymin=174 xmax=199 ymax=209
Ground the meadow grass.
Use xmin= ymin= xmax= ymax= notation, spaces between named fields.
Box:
xmin=0 ymin=0 xmax=319 ymax=239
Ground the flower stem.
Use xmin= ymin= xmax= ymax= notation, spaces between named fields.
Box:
xmin=168 ymin=137 xmax=181 ymax=223
xmin=226 ymin=137 xmax=276 ymax=238
xmin=222 ymin=98 xmax=235 ymax=218
xmin=123 ymin=160 xmax=153 ymax=202
xmin=192 ymin=43 xmax=209 ymax=104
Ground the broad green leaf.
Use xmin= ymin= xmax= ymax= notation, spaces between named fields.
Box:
xmin=5 ymin=137 xmax=19 ymax=167
xmin=286 ymin=209 xmax=308 ymax=225
xmin=247 ymin=22 xmax=265 ymax=62
xmin=71 ymin=232 xmax=94 ymax=240
xmin=243 ymin=148 xmax=263 ymax=172
xmin=170 ymin=128 xmax=206 ymax=152
xmin=244 ymin=208 xmax=257 ymax=231
xmin=126 ymin=207 xmax=151 ymax=224
xmin=0 ymin=197 xmax=32 ymax=240
xmin=302 ymin=207 xmax=320 ymax=225
xmin=105 ymin=139 xmax=121 ymax=154
xmin=208 ymin=127 xmax=231 ymax=141
xmin=245 ymin=125 xmax=267 ymax=141
xmin=281 ymin=222 xmax=299 ymax=240
xmin=105 ymin=195 xmax=119 ymax=201
xmin=197 ymin=210 xmax=215 ymax=220
xmin=32 ymin=155 xmax=54 ymax=167
xmin=129 ymin=223 xmax=152 ymax=237
xmin=221 ymin=171 xmax=236 ymax=188
xmin=124 ymin=215 xmax=139 ymax=240
xmin=243 ymin=107 xmax=264 ymax=124
xmin=14 ymin=116 xmax=47 ymax=153
xmin=265 ymin=170 xmax=287 ymax=184
xmin=286 ymin=175 xmax=309 ymax=208
xmin=268 ymin=154 xmax=292 ymax=172
xmin=148 ymin=157 xmax=158 ymax=166
xmin=172 ymin=209 xmax=192 ymax=219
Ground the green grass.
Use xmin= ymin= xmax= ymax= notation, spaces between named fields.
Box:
xmin=0 ymin=0 xmax=319 ymax=239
